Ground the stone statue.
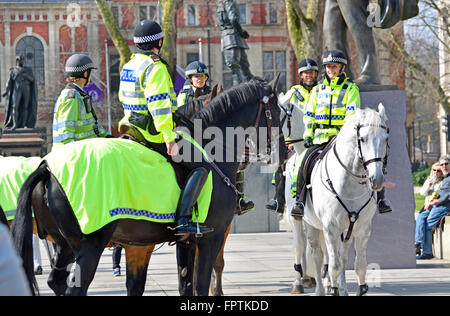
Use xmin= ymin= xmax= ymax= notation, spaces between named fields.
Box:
xmin=216 ymin=0 xmax=254 ymax=86
xmin=2 ymin=55 xmax=38 ymax=130
xmin=324 ymin=0 xmax=419 ymax=85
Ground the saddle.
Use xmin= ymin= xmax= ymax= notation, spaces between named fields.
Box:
xmin=300 ymin=138 xmax=336 ymax=199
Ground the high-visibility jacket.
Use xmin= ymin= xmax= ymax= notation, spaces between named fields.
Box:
xmin=52 ymin=83 xmax=109 ymax=147
xmin=303 ymin=76 xmax=360 ymax=145
xmin=287 ymin=84 xmax=314 ymax=114
xmin=177 ymin=83 xmax=211 ymax=108
xmin=118 ymin=53 xmax=177 ymax=144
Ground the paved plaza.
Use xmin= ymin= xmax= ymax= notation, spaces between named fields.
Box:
xmin=34 ymin=231 xmax=450 ymax=296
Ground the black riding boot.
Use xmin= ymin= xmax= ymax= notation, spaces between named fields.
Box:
xmin=175 ymin=168 xmax=214 ymax=236
xmin=377 ymin=188 xmax=392 ymax=214
xmin=266 ymin=166 xmax=286 ymax=214
xmin=291 ymin=183 xmax=307 ymax=218
xmin=235 ymin=164 xmax=254 ymax=215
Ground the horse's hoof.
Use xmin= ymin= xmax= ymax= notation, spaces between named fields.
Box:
xmin=356 ymin=284 xmax=369 ymax=296
xmin=327 ymin=287 xmax=339 ymax=296
xmin=302 ymin=278 xmax=316 ymax=288
xmin=291 ymin=284 xmax=304 ymax=294
xmin=214 ymin=290 xmax=224 ymax=296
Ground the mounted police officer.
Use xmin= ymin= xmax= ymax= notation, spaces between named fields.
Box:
xmin=53 ymin=54 xmax=110 ymax=147
xmin=118 ymin=20 xmax=213 ymax=236
xmin=177 ymin=61 xmax=211 ymax=108
xmin=266 ymin=58 xmax=319 ymax=214
xmin=216 ymin=0 xmax=253 ymax=86
xmin=291 ymin=49 xmax=361 ymax=217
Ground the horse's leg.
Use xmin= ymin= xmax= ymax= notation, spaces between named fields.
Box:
xmin=47 ymin=241 xmax=74 ymax=296
xmin=338 ymin=237 xmax=352 ymax=296
xmin=123 ymin=244 xmax=155 ymax=296
xmin=196 ymin=232 xmax=225 ymax=296
xmin=177 ymin=238 xmax=198 ymax=296
xmin=322 ymin=228 xmax=342 ymax=296
xmin=291 ymin=218 xmax=305 ymax=294
xmin=354 ymin=233 xmax=370 ymax=296
xmin=31 ymin=180 xmax=74 ymax=296
xmin=65 ymin=224 xmax=116 ymax=296
xmin=305 ymin=223 xmax=325 ymax=296
xmin=210 ymin=224 xmax=231 ymax=296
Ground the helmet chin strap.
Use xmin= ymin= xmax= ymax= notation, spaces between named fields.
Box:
xmin=82 ymin=69 xmax=91 ymax=86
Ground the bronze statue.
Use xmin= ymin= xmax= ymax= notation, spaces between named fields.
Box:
xmin=216 ymin=0 xmax=254 ymax=86
xmin=324 ymin=0 xmax=419 ymax=85
xmin=2 ymin=55 xmax=38 ymax=130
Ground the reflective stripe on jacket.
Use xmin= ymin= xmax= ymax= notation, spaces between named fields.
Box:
xmin=118 ymin=53 xmax=177 ymax=144
xmin=52 ymin=84 xmax=108 ymax=147
xmin=303 ymin=76 xmax=360 ymax=145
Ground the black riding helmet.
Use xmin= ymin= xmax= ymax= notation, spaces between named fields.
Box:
xmin=133 ymin=19 xmax=164 ymax=50
xmin=297 ymin=58 xmax=319 ymax=74
xmin=185 ymin=61 xmax=209 ymax=79
xmin=322 ymin=49 xmax=347 ymax=66
xmin=65 ymin=54 xmax=96 ymax=81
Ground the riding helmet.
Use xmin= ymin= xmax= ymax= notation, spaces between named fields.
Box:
xmin=185 ymin=61 xmax=209 ymax=79
xmin=297 ymin=58 xmax=319 ymax=74
xmin=322 ymin=49 xmax=347 ymax=66
xmin=133 ymin=19 xmax=164 ymax=50
xmin=65 ymin=54 xmax=96 ymax=78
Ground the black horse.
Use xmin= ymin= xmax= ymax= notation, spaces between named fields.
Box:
xmin=12 ymin=78 xmax=286 ymax=296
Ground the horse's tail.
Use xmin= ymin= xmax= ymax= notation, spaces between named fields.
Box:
xmin=11 ymin=163 xmax=49 ymax=296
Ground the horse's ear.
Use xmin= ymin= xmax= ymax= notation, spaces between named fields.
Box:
xmin=378 ymin=103 xmax=387 ymax=121
xmin=211 ymin=84 xmax=218 ymax=99
xmin=271 ymin=73 xmax=281 ymax=94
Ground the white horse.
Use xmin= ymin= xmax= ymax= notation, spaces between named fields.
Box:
xmin=301 ymin=104 xmax=389 ymax=296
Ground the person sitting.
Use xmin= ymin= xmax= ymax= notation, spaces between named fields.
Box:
xmin=177 ymin=61 xmax=211 ymax=108
xmin=53 ymin=54 xmax=110 ymax=147
xmin=415 ymin=157 xmax=450 ymax=259
xmin=291 ymin=49 xmax=360 ymax=218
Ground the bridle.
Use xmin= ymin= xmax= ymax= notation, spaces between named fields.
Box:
xmin=331 ymin=123 xmax=389 ymax=182
xmin=322 ymin=122 xmax=389 ymax=242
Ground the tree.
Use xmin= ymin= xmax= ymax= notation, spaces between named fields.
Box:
xmin=285 ymin=0 xmax=324 ymax=62
xmin=94 ymin=0 xmax=131 ymax=71
xmin=160 ymin=0 xmax=184 ymax=79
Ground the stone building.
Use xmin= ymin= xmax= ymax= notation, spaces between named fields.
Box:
xmin=0 ymin=0 xmax=406 ymax=153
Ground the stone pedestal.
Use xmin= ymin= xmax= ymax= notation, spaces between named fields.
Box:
xmin=230 ymin=163 xmax=280 ymax=233
xmin=0 ymin=128 xmax=44 ymax=157
xmin=346 ymin=87 xmax=417 ymax=269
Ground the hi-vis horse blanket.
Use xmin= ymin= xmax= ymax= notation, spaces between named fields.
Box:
xmin=0 ymin=156 xmax=42 ymax=220
xmin=44 ymin=138 xmax=213 ymax=235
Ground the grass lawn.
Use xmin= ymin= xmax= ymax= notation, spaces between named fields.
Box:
xmin=414 ymin=193 xmax=425 ymax=211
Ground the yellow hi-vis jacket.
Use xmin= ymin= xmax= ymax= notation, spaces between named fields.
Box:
xmin=303 ymin=76 xmax=360 ymax=145
xmin=287 ymin=84 xmax=314 ymax=114
xmin=52 ymin=83 xmax=109 ymax=147
xmin=118 ymin=53 xmax=177 ymax=144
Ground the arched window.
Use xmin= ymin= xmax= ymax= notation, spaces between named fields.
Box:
xmin=15 ymin=36 xmax=45 ymax=88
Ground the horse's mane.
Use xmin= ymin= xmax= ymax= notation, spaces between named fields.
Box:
xmin=191 ymin=77 xmax=268 ymax=127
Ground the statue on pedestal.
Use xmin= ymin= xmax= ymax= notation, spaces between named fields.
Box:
xmin=217 ymin=0 xmax=254 ymax=86
xmin=2 ymin=55 xmax=38 ymax=130
xmin=324 ymin=0 xmax=419 ymax=85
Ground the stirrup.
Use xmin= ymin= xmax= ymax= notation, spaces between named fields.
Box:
xmin=291 ymin=201 xmax=304 ymax=218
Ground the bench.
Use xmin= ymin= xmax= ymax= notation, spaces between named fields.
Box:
xmin=433 ymin=214 xmax=450 ymax=260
